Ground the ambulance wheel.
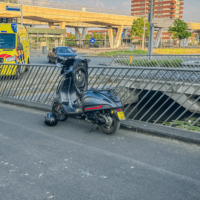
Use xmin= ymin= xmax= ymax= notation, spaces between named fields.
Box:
xmin=48 ymin=56 xmax=51 ymax=63
xmin=13 ymin=66 xmax=21 ymax=80
xmin=25 ymin=59 xmax=30 ymax=72
xmin=55 ymin=58 xmax=58 ymax=64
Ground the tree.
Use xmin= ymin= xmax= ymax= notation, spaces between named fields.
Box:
xmin=99 ymin=33 xmax=104 ymax=40
xmin=131 ymin=17 xmax=149 ymax=38
xmin=169 ymin=19 xmax=192 ymax=47
xmin=93 ymin=32 xmax=99 ymax=39
xmin=67 ymin=33 xmax=76 ymax=40
xmin=85 ymin=34 xmax=91 ymax=40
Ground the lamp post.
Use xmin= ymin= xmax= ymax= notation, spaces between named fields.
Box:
xmin=148 ymin=0 xmax=154 ymax=59
xmin=142 ymin=0 xmax=146 ymax=50
xmin=21 ymin=5 xmax=23 ymax=25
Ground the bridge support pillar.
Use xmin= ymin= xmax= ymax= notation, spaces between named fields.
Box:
xmin=154 ymin=28 xmax=163 ymax=47
xmin=108 ymin=27 xmax=114 ymax=48
xmin=75 ymin=27 xmax=80 ymax=40
xmin=180 ymin=39 xmax=184 ymax=47
xmin=196 ymin=33 xmax=199 ymax=45
xmin=81 ymin=28 xmax=87 ymax=39
xmin=124 ymin=29 xmax=128 ymax=37
xmin=59 ymin=22 xmax=66 ymax=29
xmin=185 ymin=38 xmax=190 ymax=46
xmin=58 ymin=35 xmax=65 ymax=46
xmin=181 ymin=37 xmax=190 ymax=47
xmin=48 ymin=22 xmax=55 ymax=29
xmin=114 ymin=25 xmax=124 ymax=48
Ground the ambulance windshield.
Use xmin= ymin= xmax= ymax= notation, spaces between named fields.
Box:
xmin=0 ymin=34 xmax=15 ymax=49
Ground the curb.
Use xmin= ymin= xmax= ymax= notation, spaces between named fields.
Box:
xmin=99 ymin=63 xmax=109 ymax=66
xmin=121 ymin=120 xmax=200 ymax=145
xmin=0 ymin=97 xmax=51 ymax=112
xmin=0 ymin=96 xmax=200 ymax=145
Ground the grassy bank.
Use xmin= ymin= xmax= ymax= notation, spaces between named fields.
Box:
xmin=157 ymin=118 xmax=200 ymax=132
xmin=90 ymin=50 xmax=148 ymax=57
xmin=114 ymin=58 xmax=183 ymax=67
xmin=154 ymin=48 xmax=200 ymax=55
xmin=90 ymin=48 xmax=200 ymax=57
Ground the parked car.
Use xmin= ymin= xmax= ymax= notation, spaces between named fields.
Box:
xmin=47 ymin=46 xmax=78 ymax=64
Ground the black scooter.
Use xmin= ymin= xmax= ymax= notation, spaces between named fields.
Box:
xmin=44 ymin=58 xmax=125 ymax=134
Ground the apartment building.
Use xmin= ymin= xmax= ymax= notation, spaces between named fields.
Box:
xmin=131 ymin=0 xmax=184 ymax=19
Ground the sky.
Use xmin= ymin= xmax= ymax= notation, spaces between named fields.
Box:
xmin=57 ymin=0 xmax=199 ymax=21
xmin=38 ymin=0 xmax=200 ymax=33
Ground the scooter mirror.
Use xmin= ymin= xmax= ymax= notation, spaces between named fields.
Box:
xmin=84 ymin=59 xmax=91 ymax=63
xmin=56 ymin=63 xmax=62 ymax=68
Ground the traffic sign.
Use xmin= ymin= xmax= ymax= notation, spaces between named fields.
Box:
xmin=122 ymin=33 xmax=125 ymax=39
xmin=129 ymin=46 xmax=134 ymax=52
xmin=6 ymin=5 xmax=23 ymax=25
xmin=6 ymin=6 xmax=21 ymax=11
xmin=90 ymin=38 xmax=95 ymax=44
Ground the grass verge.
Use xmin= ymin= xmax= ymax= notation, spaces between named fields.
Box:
xmin=156 ymin=118 xmax=200 ymax=132
xmin=154 ymin=48 xmax=200 ymax=55
xmin=90 ymin=50 xmax=148 ymax=57
xmin=89 ymin=48 xmax=200 ymax=57
xmin=114 ymin=58 xmax=183 ymax=67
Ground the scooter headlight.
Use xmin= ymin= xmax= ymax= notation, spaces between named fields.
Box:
xmin=75 ymin=55 xmax=78 ymax=59
xmin=5 ymin=56 xmax=15 ymax=62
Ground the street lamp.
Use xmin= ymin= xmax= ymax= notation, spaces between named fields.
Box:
xmin=148 ymin=0 xmax=154 ymax=58
xmin=142 ymin=0 xmax=147 ymax=50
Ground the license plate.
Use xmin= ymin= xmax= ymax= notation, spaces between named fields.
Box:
xmin=117 ymin=111 xmax=125 ymax=120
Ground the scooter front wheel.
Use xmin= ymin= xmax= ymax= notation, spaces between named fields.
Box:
xmin=52 ymin=100 xmax=68 ymax=121
xmin=99 ymin=114 xmax=120 ymax=135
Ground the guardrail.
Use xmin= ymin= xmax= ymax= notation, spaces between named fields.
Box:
xmin=109 ymin=54 xmax=200 ymax=68
xmin=1 ymin=64 xmax=200 ymax=132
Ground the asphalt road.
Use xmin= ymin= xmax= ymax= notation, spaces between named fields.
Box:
xmin=0 ymin=103 xmax=200 ymax=200
xmin=30 ymin=53 xmax=113 ymax=66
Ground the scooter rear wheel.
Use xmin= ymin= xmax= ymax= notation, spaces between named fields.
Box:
xmin=99 ymin=114 xmax=120 ymax=135
xmin=52 ymin=100 xmax=68 ymax=121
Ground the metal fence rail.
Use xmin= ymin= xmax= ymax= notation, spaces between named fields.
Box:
xmin=109 ymin=54 xmax=200 ymax=68
xmin=1 ymin=64 xmax=200 ymax=132
xmin=0 ymin=64 xmax=61 ymax=104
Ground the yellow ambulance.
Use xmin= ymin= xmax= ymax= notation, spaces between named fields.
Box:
xmin=0 ymin=23 xmax=30 ymax=77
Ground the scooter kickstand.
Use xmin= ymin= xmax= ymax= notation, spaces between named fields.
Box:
xmin=89 ymin=124 xmax=99 ymax=132
xmin=89 ymin=123 xmax=95 ymax=132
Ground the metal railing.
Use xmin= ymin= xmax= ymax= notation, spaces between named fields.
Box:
xmin=109 ymin=54 xmax=200 ymax=68
xmin=1 ymin=64 xmax=200 ymax=132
